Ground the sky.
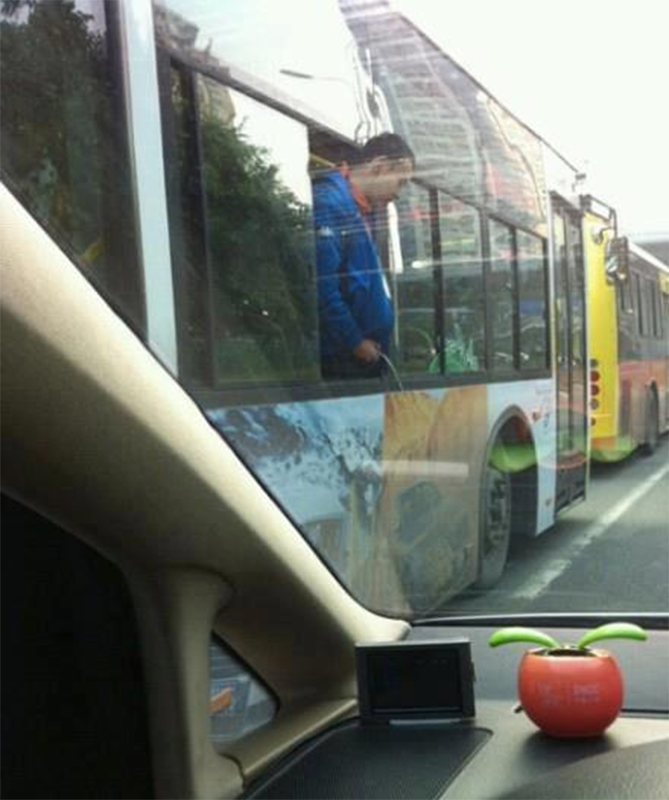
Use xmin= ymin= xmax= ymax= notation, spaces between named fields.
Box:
xmin=393 ymin=0 xmax=669 ymax=236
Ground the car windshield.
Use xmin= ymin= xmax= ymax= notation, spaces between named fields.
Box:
xmin=1 ymin=0 xmax=667 ymax=621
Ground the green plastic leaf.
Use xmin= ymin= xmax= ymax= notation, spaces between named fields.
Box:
xmin=488 ymin=627 xmax=561 ymax=650
xmin=576 ymin=623 xmax=648 ymax=650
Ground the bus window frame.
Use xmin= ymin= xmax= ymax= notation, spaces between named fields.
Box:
xmin=618 ymin=274 xmax=633 ymax=314
xmin=159 ymin=52 xmax=323 ymax=392
xmin=158 ymin=53 xmax=217 ymax=387
xmin=487 ymin=215 xmax=516 ymax=376
xmin=648 ymin=277 xmax=661 ymax=338
xmin=516 ymin=230 xmax=551 ymax=372
xmin=632 ymin=272 xmax=644 ymax=337
xmin=654 ymin=280 xmax=665 ymax=338
xmin=435 ymin=189 xmax=487 ymax=378
xmin=485 ymin=213 xmax=550 ymax=379
xmin=0 ymin=0 xmax=147 ymax=339
xmin=430 ymin=187 xmax=446 ymax=376
xmin=155 ymin=48 xmax=554 ymax=406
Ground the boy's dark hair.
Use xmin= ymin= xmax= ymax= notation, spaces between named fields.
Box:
xmin=356 ymin=132 xmax=415 ymax=167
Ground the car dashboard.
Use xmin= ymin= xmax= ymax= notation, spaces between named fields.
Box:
xmin=242 ymin=623 xmax=669 ymax=800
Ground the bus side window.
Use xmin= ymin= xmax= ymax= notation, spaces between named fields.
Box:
xmin=162 ymin=69 xmax=319 ymax=388
xmin=642 ymin=276 xmax=654 ymax=339
xmin=394 ymin=184 xmax=439 ymax=374
xmin=633 ymin=273 xmax=644 ymax=336
xmin=0 ymin=1 xmax=144 ymax=332
xmin=641 ymin=277 xmax=651 ymax=338
xmin=618 ymin=274 xmax=632 ymax=313
xmin=648 ymin=279 xmax=660 ymax=338
xmin=655 ymin=283 xmax=665 ymax=338
xmin=439 ymin=195 xmax=485 ymax=374
xmin=517 ymin=231 xmax=548 ymax=370
xmin=489 ymin=219 xmax=515 ymax=371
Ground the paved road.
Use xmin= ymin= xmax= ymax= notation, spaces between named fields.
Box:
xmin=441 ymin=436 xmax=669 ymax=615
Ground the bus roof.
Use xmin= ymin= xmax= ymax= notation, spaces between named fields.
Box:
xmin=341 ymin=0 xmax=581 ymax=176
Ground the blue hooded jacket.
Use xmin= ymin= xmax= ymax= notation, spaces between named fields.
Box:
xmin=313 ymin=170 xmax=394 ymax=359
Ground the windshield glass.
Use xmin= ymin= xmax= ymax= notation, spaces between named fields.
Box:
xmin=1 ymin=0 xmax=667 ymax=620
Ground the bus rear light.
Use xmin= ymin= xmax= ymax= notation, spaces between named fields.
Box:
xmin=591 ymin=384 xmax=600 ymax=396
xmin=591 ymin=417 xmax=597 ymax=426
xmin=590 ymin=399 xmax=600 ymax=410
xmin=590 ymin=370 xmax=600 ymax=383
xmin=590 ymin=358 xmax=599 ymax=368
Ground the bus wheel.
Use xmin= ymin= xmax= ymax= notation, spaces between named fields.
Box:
xmin=474 ymin=461 xmax=512 ymax=589
xmin=641 ymin=391 xmax=659 ymax=456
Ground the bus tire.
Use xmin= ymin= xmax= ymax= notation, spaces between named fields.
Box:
xmin=474 ymin=459 xmax=512 ymax=589
xmin=641 ymin=390 xmax=659 ymax=456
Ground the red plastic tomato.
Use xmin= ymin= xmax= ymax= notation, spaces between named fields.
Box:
xmin=518 ymin=648 xmax=623 ymax=737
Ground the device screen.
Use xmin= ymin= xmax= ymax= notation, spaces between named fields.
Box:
xmin=367 ymin=648 xmax=462 ymax=713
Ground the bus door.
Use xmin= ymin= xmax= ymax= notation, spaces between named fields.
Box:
xmin=552 ymin=197 xmax=587 ymax=511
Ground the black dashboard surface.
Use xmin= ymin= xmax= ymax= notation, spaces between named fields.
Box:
xmin=245 ymin=724 xmax=490 ymax=800
xmin=417 ymin=624 xmax=669 ymax=799
xmin=246 ymin=624 xmax=669 ymax=800
xmin=497 ymin=738 xmax=669 ymax=799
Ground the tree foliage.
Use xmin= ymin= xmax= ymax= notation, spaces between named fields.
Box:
xmin=194 ymin=94 xmax=319 ymax=382
xmin=0 ymin=1 xmax=107 ymax=254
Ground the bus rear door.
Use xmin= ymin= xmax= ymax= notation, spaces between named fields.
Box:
xmin=552 ymin=195 xmax=588 ymax=510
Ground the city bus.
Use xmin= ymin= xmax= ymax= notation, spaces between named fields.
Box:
xmin=1 ymin=0 xmax=595 ymax=616
xmin=156 ymin=0 xmax=587 ymax=613
xmin=584 ymin=198 xmax=669 ymax=462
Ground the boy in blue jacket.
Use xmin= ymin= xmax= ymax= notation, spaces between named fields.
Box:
xmin=313 ymin=133 xmax=414 ymax=379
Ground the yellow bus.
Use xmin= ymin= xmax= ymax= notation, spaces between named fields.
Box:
xmin=585 ymin=198 xmax=669 ymax=461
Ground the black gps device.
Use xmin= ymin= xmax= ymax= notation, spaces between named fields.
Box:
xmin=356 ymin=638 xmax=475 ymax=723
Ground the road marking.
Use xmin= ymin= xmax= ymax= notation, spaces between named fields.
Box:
xmin=514 ymin=461 xmax=669 ymax=601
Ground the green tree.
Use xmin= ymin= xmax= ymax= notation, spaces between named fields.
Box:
xmin=195 ymin=94 xmax=319 ymax=382
xmin=1 ymin=1 xmax=107 ymax=255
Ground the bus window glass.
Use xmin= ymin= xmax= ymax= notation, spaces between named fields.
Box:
xmin=655 ymin=282 xmax=665 ymax=337
xmin=155 ymin=0 xmax=365 ymax=142
xmin=395 ymin=183 xmax=438 ymax=374
xmin=656 ymin=282 xmax=663 ymax=337
xmin=640 ymin=277 xmax=651 ymax=338
xmin=566 ymin=215 xmax=586 ymax=373
xmin=167 ymin=72 xmax=319 ymax=386
xmin=517 ymin=231 xmax=548 ymax=369
xmin=166 ymin=64 xmax=214 ymax=384
xmin=638 ymin=274 xmax=655 ymax=339
xmin=633 ymin=273 xmax=644 ymax=336
xmin=648 ymin=279 xmax=660 ymax=338
xmin=618 ymin=274 xmax=632 ymax=313
xmin=0 ymin=0 xmax=143 ymax=330
xmin=489 ymin=219 xmax=515 ymax=370
xmin=439 ymin=195 xmax=484 ymax=373
xmin=552 ymin=211 xmax=570 ymax=412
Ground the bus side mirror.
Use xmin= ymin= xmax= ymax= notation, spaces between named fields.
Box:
xmin=605 ymin=237 xmax=629 ymax=283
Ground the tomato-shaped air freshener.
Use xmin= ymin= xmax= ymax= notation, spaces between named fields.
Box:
xmin=518 ymin=648 xmax=623 ymax=737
